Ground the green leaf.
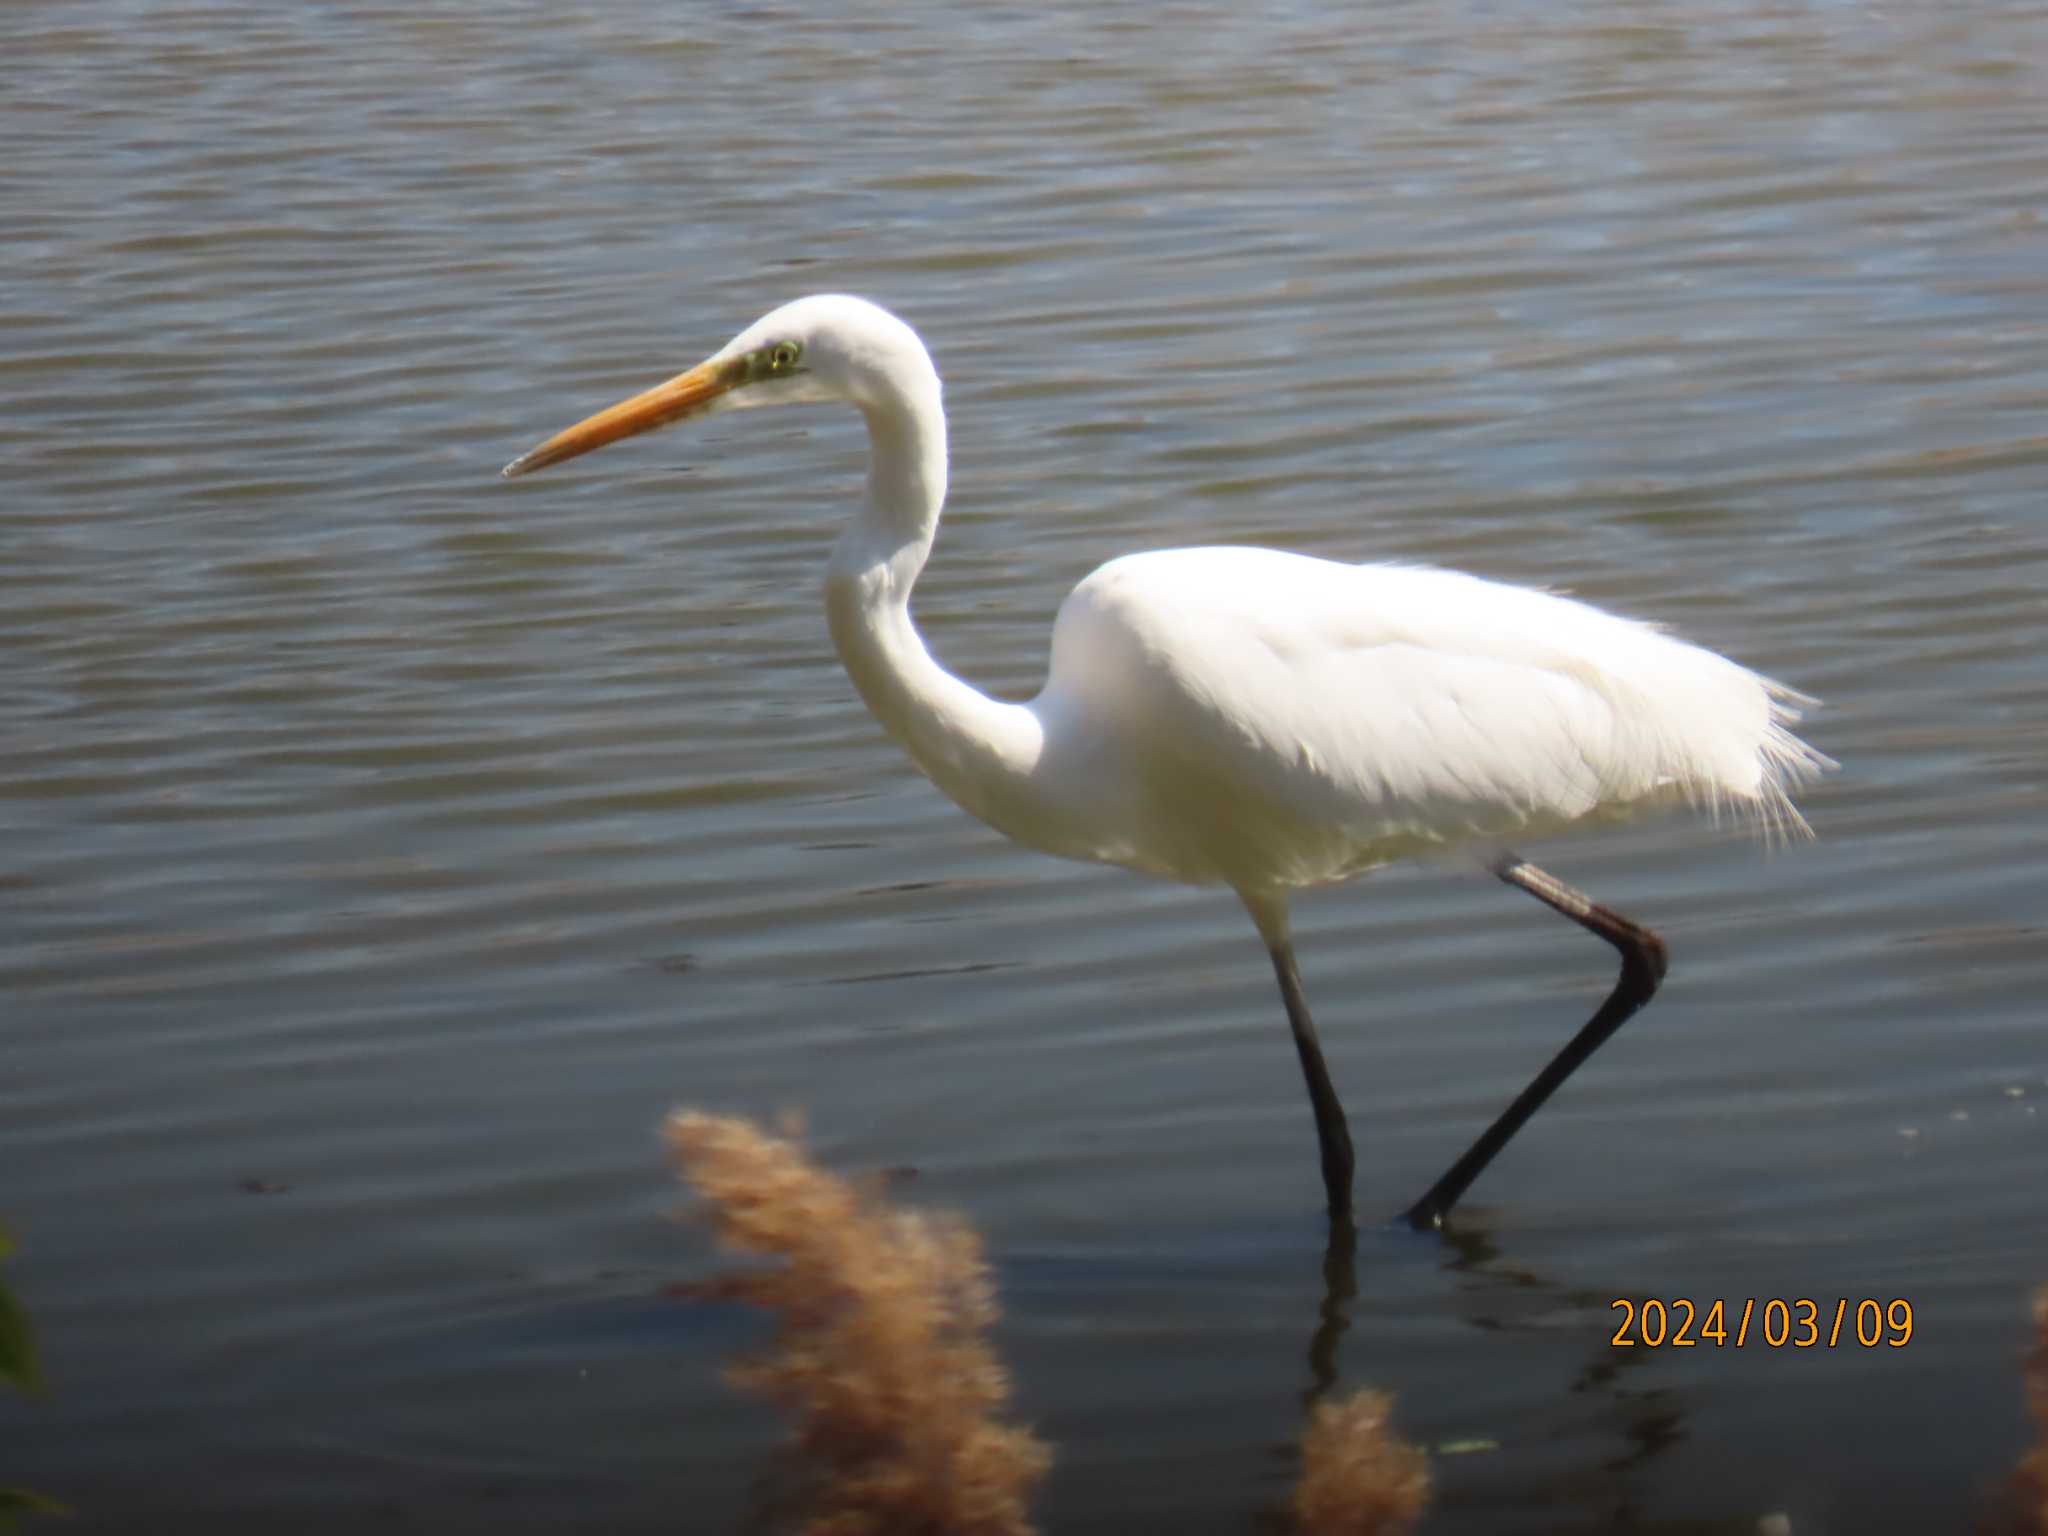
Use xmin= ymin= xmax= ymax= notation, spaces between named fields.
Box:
xmin=0 ymin=1484 xmax=73 ymax=1521
xmin=0 ymin=1282 xmax=42 ymax=1396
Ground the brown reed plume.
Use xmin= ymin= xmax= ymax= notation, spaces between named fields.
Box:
xmin=2017 ymin=1287 xmax=2048 ymax=1533
xmin=666 ymin=1111 xmax=1050 ymax=1536
xmin=1291 ymin=1389 xmax=1430 ymax=1536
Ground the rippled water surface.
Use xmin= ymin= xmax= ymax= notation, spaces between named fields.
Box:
xmin=6 ymin=2 xmax=2047 ymax=1531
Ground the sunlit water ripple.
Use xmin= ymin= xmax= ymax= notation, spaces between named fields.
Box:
xmin=4 ymin=2 xmax=2046 ymax=1531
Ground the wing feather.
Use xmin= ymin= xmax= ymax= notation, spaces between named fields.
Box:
xmin=1038 ymin=547 xmax=1828 ymax=888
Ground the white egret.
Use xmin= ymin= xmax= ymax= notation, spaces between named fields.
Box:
xmin=503 ymin=294 xmax=1830 ymax=1229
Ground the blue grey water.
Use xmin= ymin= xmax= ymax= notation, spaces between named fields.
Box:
xmin=4 ymin=2 xmax=2045 ymax=1530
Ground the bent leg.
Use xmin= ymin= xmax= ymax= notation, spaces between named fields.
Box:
xmin=1401 ymin=855 xmax=1668 ymax=1230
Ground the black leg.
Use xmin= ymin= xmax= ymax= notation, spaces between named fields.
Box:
xmin=1270 ymin=942 xmax=1356 ymax=1216
xmin=1401 ymin=854 xmax=1669 ymax=1231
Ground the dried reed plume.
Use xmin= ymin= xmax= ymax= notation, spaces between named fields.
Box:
xmin=666 ymin=1111 xmax=1050 ymax=1536
xmin=1291 ymin=1389 xmax=1430 ymax=1536
xmin=2017 ymin=1287 xmax=2048 ymax=1533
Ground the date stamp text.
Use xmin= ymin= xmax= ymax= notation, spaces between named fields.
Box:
xmin=1609 ymin=1297 xmax=1914 ymax=1349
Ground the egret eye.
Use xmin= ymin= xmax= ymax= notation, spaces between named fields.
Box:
xmin=767 ymin=341 xmax=802 ymax=374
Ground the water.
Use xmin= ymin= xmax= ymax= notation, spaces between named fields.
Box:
xmin=5 ymin=2 xmax=2046 ymax=1530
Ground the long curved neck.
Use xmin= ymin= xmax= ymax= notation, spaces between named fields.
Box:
xmin=823 ymin=377 xmax=1047 ymax=839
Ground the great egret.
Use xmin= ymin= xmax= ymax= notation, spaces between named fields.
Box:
xmin=504 ymin=294 xmax=1830 ymax=1229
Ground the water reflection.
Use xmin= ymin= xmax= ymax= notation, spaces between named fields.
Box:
xmin=1306 ymin=1216 xmax=1359 ymax=1404
xmin=1299 ymin=1211 xmax=1727 ymax=1530
xmin=6 ymin=0 xmax=2047 ymax=1526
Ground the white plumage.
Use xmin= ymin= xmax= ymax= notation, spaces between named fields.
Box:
xmin=504 ymin=293 xmax=1831 ymax=1227
xmin=1031 ymin=548 xmax=1821 ymax=901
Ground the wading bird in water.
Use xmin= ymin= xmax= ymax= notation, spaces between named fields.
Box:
xmin=504 ymin=295 xmax=1830 ymax=1229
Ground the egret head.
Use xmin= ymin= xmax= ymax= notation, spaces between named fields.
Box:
xmin=501 ymin=294 xmax=937 ymax=479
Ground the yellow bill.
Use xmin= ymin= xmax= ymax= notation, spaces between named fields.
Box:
xmin=501 ymin=355 xmax=746 ymax=478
